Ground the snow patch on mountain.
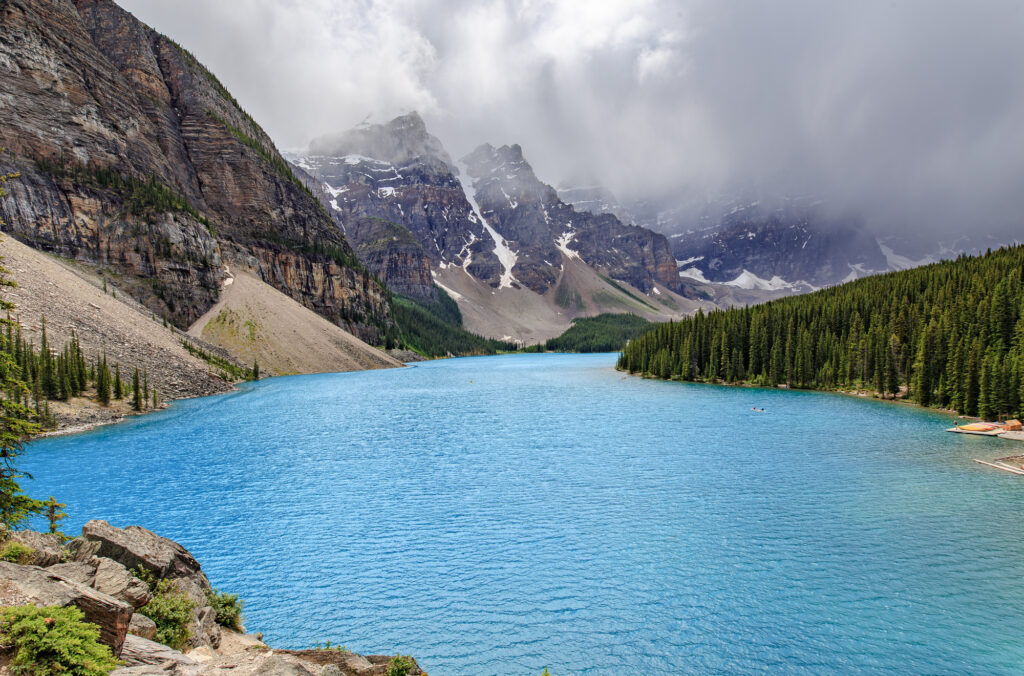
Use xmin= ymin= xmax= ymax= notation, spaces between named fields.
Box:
xmin=679 ymin=267 xmax=711 ymax=283
xmin=723 ymin=270 xmax=799 ymax=291
xmin=455 ymin=162 xmax=518 ymax=289
xmin=555 ymin=229 xmax=581 ymax=261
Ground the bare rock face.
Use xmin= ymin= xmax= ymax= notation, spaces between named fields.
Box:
xmin=80 ymin=520 xmax=222 ymax=650
xmin=2 ymin=530 xmax=63 ymax=566
xmin=292 ymin=112 xmax=502 ymax=295
xmin=462 ymin=143 xmax=684 ymax=295
xmin=119 ymin=633 xmax=199 ymax=668
xmin=93 ymin=556 xmax=153 ymax=609
xmin=0 ymin=0 xmax=391 ymax=341
xmin=0 ymin=560 xmax=133 ymax=655
xmin=343 ymin=217 xmax=436 ymax=302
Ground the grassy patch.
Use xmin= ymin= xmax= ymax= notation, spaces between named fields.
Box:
xmin=181 ymin=339 xmax=254 ymax=381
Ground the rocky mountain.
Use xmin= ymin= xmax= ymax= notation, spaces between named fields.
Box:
xmin=0 ymin=0 xmax=390 ymax=343
xmin=291 ymin=115 xmax=702 ymax=343
xmin=461 ymin=143 xmax=683 ymax=296
xmin=670 ymin=200 xmax=890 ymax=289
xmin=289 ymin=112 xmax=501 ymax=302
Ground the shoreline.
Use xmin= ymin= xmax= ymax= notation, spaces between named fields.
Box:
xmin=34 ymin=353 xmax=430 ymax=441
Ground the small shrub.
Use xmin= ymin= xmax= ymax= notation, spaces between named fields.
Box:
xmin=137 ymin=578 xmax=194 ymax=651
xmin=206 ymin=588 xmax=244 ymax=631
xmin=0 ymin=605 xmax=119 ymax=675
xmin=387 ymin=654 xmax=417 ymax=676
xmin=0 ymin=541 xmax=34 ymax=564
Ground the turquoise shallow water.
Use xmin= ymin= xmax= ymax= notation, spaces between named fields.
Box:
xmin=21 ymin=353 xmax=1024 ymax=674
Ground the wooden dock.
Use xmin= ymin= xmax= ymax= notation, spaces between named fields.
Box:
xmin=974 ymin=459 xmax=1024 ymax=475
xmin=947 ymin=427 xmax=1004 ymax=436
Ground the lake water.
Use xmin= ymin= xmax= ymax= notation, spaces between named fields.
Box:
xmin=22 ymin=353 xmax=1024 ymax=674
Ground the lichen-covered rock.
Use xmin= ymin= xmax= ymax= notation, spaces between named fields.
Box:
xmin=0 ymin=561 xmax=133 ymax=655
xmin=2 ymin=530 xmax=63 ymax=567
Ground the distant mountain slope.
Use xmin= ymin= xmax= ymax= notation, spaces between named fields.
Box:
xmin=292 ymin=114 xmax=707 ymax=344
xmin=669 ymin=201 xmax=888 ymax=288
xmin=0 ymin=0 xmax=390 ymax=343
xmin=291 ymin=112 xmax=501 ymax=294
xmin=461 ymin=143 xmax=683 ymax=296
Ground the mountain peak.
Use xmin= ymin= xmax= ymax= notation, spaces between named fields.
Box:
xmin=308 ymin=112 xmax=452 ymax=168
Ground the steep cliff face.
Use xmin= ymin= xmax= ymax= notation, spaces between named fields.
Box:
xmin=344 ymin=217 xmax=436 ymax=301
xmin=462 ymin=144 xmax=683 ymax=295
xmin=0 ymin=0 xmax=390 ymax=340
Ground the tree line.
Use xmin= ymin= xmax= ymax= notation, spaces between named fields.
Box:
xmin=4 ymin=316 xmax=160 ymax=426
xmin=618 ymin=245 xmax=1024 ymax=420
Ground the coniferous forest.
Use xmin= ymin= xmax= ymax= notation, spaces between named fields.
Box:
xmin=618 ymin=245 xmax=1024 ymax=420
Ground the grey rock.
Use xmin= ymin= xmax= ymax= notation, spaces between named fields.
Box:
xmin=0 ymin=560 xmax=133 ymax=655
xmin=81 ymin=520 xmax=210 ymax=591
xmin=64 ymin=537 xmax=103 ymax=563
xmin=252 ymin=656 xmax=315 ymax=676
xmin=188 ymin=604 xmax=222 ymax=650
xmin=3 ymin=530 xmax=63 ymax=566
xmin=119 ymin=633 xmax=197 ymax=668
xmin=129 ymin=612 xmax=157 ymax=640
xmin=46 ymin=560 xmax=97 ymax=586
xmin=94 ymin=556 xmax=152 ymax=609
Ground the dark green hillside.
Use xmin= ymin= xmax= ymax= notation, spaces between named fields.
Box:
xmin=393 ymin=288 xmax=516 ymax=358
xmin=618 ymin=245 xmax=1024 ymax=420
xmin=545 ymin=313 xmax=651 ymax=353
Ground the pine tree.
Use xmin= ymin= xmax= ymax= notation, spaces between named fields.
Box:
xmin=43 ymin=496 xmax=66 ymax=536
xmin=131 ymin=368 xmax=142 ymax=412
xmin=96 ymin=356 xmax=111 ymax=406
xmin=113 ymin=364 xmax=123 ymax=400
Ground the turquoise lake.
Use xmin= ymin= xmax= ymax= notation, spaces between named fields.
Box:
xmin=21 ymin=352 xmax=1024 ymax=674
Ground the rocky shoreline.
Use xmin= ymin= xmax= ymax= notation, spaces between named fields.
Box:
xmin=0 ymin=522 xmax=423 ymax=675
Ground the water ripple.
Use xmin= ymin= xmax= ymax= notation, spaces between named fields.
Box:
xmin=23 ymin=354 xmax=1024 ymax=675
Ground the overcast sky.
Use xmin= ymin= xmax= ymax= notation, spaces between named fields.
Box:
xmin=119 ymin=0 xmax=1024 ymax=240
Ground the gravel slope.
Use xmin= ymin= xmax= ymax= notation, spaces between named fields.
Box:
xmin=187 ymin=267 xmax=402 ymax=376
xmin=0 ymin=235 xmax=235 ymax=430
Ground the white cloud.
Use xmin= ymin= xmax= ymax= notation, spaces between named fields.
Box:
xmin=118 ymin=0 xmax=1024 ymax=241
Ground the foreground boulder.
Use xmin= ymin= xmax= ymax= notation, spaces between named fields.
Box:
xmin=0 ymin=560 xmax=133 ymax=655
xmin=119 ymin=633 xmax=200 ymax=668
xmin=48 ymin=556 xmax=152 ymax=609
xmin=81 ymin=520 xmax=210 ymax=589
xmin=75 ymin=520 xmax=220 ymax=650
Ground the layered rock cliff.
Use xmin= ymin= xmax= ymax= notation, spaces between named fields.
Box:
xmin=0 ymin=0 xmax=390 ymax=342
